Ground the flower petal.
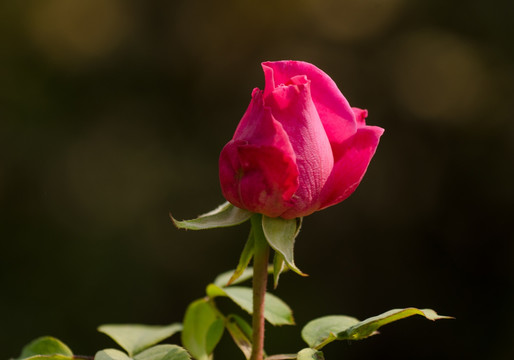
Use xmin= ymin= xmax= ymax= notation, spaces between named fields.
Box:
xmin=319 ymin=125 xmax=384 ymax=210
xmin=219 ymin=141 xmax=299 ymax=217
xmin=264 ymin=75 xmax=334 ymax=218
xmin=262 ymin=61 xmax=357 ymax=144
xmin=237 ymin=144 xmax=299 ymax=217
xmin=219 ymin=89 xmax=299 ymax=217
xmin=352 ymin=107 xmax=368 ymax=126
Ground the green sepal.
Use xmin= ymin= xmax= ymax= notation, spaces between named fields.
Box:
xmin=302 ymin=308 xmax=453 ymax=349
xmin=97 ymin=323 xmax=182 ymax=357
xmin=261 ymin=216 xmax=306 ymax=277
xmin=181 ymin=298 xmax=224 ymax=360
xmin=272 ymin=252 xmax=286 ymax=289
xmin=206 ymin=284 xmax=294 ymax=326
xmin=227 ymin=228 xmax=255 ymax=286
xmin=170 ymin=202 xmax=252 ymax=230
xmin=225 ymin=314 xmax=253 ymax=360
xmin=297 ymin=348 xmax=325 ymax=360
xmin=19 ymin=337 xmax=73 ymax=360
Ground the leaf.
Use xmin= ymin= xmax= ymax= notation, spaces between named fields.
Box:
xmin=302 ymin=308 xmax=452 ymax=349
xmin=95 ymin=349 xmax=132 ymax=360
xmin=205 ymin=283 xmax=227 ymax=297
xmin=205 ymin=318 xmax=225 ymax=355
xmin=336 ymin=308 xmax=453 ymax=341
xmin=181 ymin=299 xmax=223 ymax=360
xmin=20 ymin=337 xmax=73 ymax=359
xmin=225 ymin=315 xmax=253 ymax=360
xmin=171 ymin=202 xmax=252 ymax=230
xmin=133 ymin=345 xmax=191 ymax=360
xmin=265 ymin=355 xmax=297 ymax=360
xmin=261 ymin=216 xmax=306 ymax=276
xmin=213 ymin=265 xmax=277 ymax=288
xmin=214 ymin=267 xmax=254 ymax=288
xmin=206 ymin=285 xmax=294 ymax=326
xmin=21 ymin=356 xmax=73 ymax=360
xmin=98 ymin=323 xmax=182 ymax=356
xmin=296 ymin=348 xmax=325 ymax=360
xmin=301 ymin=315 xmax=359 ymax=348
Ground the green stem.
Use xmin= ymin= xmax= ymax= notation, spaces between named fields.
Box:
xmin=250 ymin=215 xmax=270 ymax=360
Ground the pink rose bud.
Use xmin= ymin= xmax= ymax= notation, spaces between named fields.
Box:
xmin=219 ymin=61 xmax=384 ymax=219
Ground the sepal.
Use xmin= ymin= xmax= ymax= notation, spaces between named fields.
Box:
xmin=272 ymin=253 xmax=286 ymax=288
xmin=261 ymin=216 xmax=306 ymax=277
xmin=226 ymin=229 xmax=255 ymax=285
xmin=170 ymin=202 xmax=252 ymax=230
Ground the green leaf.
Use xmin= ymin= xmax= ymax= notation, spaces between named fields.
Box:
xmin=297 ymin=348 xmax=325 ymax=360
xmin=225 ymin=315 xmax=253 ymax=360
xmin=206 ymin=284 xmax=294 ymax=326
xmin=98 ymin=323 xmax=182 ymax=356
xmin=213 ymin=265 xmax=277 ymax=288
xmin=20 ymin=337 xmax=73 ymax=359
xmin=133 ymin=345 xmax=191 ymax=360
xmin=206 ymin=283 xmax=227 ymax=297
xmin=21 ymin=356 xmax=73 ymax=360
xmin=261 ymin=216 xmax=306 ymax=277
xmin=301 ymin=315 xmax=360 ymax=348
xmin=336 ymin=308 xmax=453 ymax=341
xmin=214 ymin=267 xmax=254 ymax=288
xmin=171 ymin=202 xmax=252 ymax=230
xmin=205 ymin=318 xmax=225 ymax=355
xmin=181 ymin=299 xmax=223 ymax=360
xmin=95 ymin=349 xmax=132 ymax=360
xmin=302 ymin=308 xmax=452 ymax=349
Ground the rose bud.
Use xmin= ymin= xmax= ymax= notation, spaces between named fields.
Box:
xmin=219 ymin=60 xmax=384 ymax=219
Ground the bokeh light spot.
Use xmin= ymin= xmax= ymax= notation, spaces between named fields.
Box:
xmin=389 ymin=30 xmax=489 ymax=123
xmin=26 ymin=0 xmax=131 ymax=66
xmin=310 ymin=0 xmax=405 ymax=41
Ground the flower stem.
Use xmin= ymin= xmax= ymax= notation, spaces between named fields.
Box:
xmin=250 ymin=215 xmax=270 ymax=360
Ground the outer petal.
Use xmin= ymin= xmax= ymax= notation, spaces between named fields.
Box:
xmin=262 ymin=61 xmax=357 ymax=144
xmin=263 ymin=75 xmax=334 ymax=218
xmin=318 ymin=125 xmax=384 ymax=210
xmin=352 ymin=107 xmax=368 ymax=126
xmin=219 ymin=90 xmax=299 ymax=217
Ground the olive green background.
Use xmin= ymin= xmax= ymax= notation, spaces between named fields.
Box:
xmin=1 ymin=1 xmax=513 ymax=359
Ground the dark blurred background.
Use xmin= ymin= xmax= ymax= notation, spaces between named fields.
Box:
xmin=1 ymin=0 xmax=513 ymax=359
